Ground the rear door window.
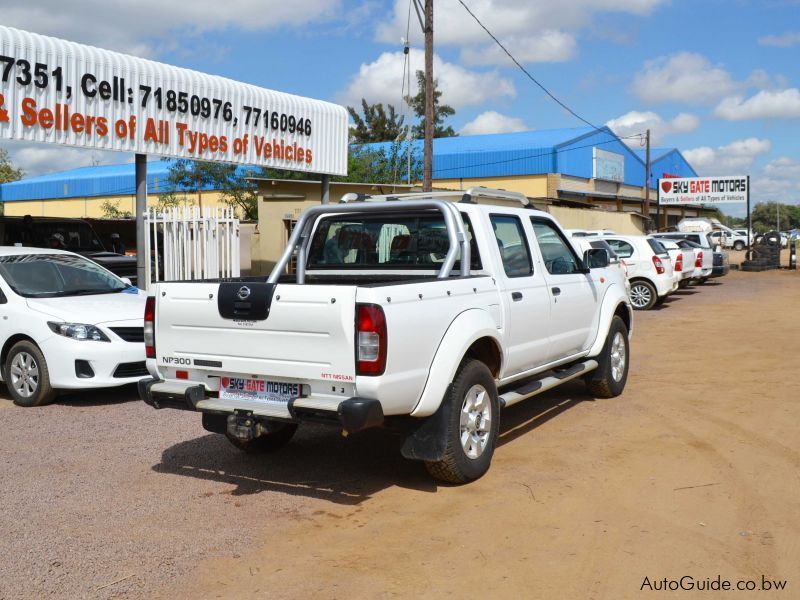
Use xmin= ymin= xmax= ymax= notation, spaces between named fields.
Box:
xmin=490 ymin=215 xmax=533 ymax=277
xmin=606 ymin=239 xmax=634 ymax=259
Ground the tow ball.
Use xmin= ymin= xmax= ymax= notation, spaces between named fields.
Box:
xmin=227 ymin=410 xmax=271 ymax=442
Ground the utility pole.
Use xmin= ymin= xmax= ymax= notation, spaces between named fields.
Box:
xmin=644 ymin=129 xmax=651 ymax=230
xmin=423 ymin=0 xmax=434 ymax=192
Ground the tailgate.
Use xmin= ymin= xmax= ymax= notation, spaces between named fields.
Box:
xmin=155 ymin=282 xmax=357 ymax=383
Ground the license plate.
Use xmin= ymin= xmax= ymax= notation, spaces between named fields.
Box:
xmin=219 ymin=377 xmax=300 ymax=404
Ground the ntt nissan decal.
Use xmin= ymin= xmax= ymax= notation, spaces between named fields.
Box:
xmin=658 ymin=176 xmax=749 ymax=205
xmin=0 ymin=26 xmax=348 ymax=175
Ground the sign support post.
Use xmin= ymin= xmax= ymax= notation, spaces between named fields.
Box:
xmin=321 ymin=174 xmax=330 ymax=205
xmin=135 ymin=154 xmax=147 ymax=288
xmin=656 ymin=184 xmax=661 ymax=231
xmin=746 ymin=175 xmax=751 ymax=256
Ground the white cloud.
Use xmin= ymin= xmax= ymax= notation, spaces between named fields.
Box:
xmin=764 ymin=156 xmax=800 ymax=179
xmin=631 ymin=52 xmax=741 ymax=105
xmin=754 ymin=157 xmax=800 ymax=204
xmin=683 ymin=138 xmax=771 ymax=176
xmin=758 ymin=32 xmax=800 ymax=48
xmin=713 ymin=89 xmax=800 ymax=120
xmin=4 ymin=140 xmax=125 ymax=178
xmin=606 ymin=110 xmax=700 ymax=145
xmin=461 ymin=31 xmax=577 ymax=65
xmin=377 ymin=0 xmax=664 ymax=65
xmin=0 ymin=0 xmax=341 ymax=56
xmin=338 ymin=49 xmax=516 ymax=110
xmin=459 ymin=111 xmax=528 ymax=135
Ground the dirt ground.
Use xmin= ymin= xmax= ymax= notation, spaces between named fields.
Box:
xmin=2 ymin=269 xmax=799 ymax=599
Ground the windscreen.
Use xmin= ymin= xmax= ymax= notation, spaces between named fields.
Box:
xmin=307 ymin=212 xmax=481 ymax=271
xmin=0 ymin=254 xmax=127 ymax=297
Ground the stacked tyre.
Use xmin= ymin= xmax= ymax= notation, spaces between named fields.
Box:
xmin=741 ymin=231 xmax=781 ymax=271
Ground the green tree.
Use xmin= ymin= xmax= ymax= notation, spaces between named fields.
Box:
xmin=163 ymin=159 xmax=258 ymax=220
xmin=0 ymin=148 xmax=24 ymax=183
xmin=100 ymin=199 xmax=132 ymax=219
xmin=405 ymin=70 xmax=457 ymax=138
xmin=750 ymin=201 xmax=800 ymax=232
xmin=347 ymin=100 xmax=406 ymax=143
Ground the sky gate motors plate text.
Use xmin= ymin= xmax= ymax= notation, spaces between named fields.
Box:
xmin=0 ymin=26 xmax=348 ymax=175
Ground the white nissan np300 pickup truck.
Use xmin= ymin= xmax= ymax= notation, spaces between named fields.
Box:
xmin=140 ymin=188 xmax=632 ymax=483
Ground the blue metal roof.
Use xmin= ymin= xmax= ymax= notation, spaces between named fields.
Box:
xmin=0 ymin=159 xmax=255 ymax=202
xmin=360 ymin=126 xmax=693 ymax=187
xmin=1 ymin=127 xmax=699 ymax=201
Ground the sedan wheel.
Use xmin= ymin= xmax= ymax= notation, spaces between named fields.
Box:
xmin=4 ymin=341 xmax=57 ymax=407
xmin=629 ymin=281 xmax=657 ymax=310
xmin=10 ymin=352 xmax=39 ymax=398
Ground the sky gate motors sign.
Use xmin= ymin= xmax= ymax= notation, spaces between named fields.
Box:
xmin=659 ymin=176 xmax=748 ymax=205
xmin=0 ymin=27 xmax=348 ymax=175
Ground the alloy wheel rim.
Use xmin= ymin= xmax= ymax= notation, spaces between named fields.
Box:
xmin=630 ymin=284 xmax=652 ymax=308
xmin=460 ymin=384 xmax=492 ymax=459
xmin=610 ymin=332 xmax=627 ymax=382
xmin=10 ymin=352 xmax=39 ymax=398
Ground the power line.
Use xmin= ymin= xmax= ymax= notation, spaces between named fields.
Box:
xmin=456 ymin=0 xmax=601 ymax=131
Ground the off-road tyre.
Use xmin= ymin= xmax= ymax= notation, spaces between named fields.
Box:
xmin=226 ymin=423 xmax=298 ymax=453
xmin=425 ymin=360 xmax=500 ymax=484
xmin=3 ymin=341 xmax=57 ymax=407
xmin=585 ymin=316 xmax=629 ymax=399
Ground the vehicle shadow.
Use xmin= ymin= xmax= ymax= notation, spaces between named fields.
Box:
xmin=498 ymin=380 xmax=592 ymax=447
xmin=55 ymin=384 xmax=140 ymax=407
xmin=152 ymin=424 xmax=437 ymax=505
xmin=153 ymin=382 xmax=594 ymax=504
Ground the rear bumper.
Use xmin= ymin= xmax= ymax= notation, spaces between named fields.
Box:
xmin=138 ymin=377 xmax=384 ymax=433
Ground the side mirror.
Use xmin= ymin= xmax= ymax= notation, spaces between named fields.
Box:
xmin=120 ymin=277 xmax=132 ymax=286
xmin=584 ymin=248 xmax=610 ymax=269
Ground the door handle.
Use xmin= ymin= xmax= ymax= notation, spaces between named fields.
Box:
xmin=551 ymin=287 xmax=561 ymax=296
xmin=511 ymin=291 xmax=523 ymax=301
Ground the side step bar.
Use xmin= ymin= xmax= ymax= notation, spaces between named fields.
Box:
xmin=499 ymin=359 xmax=598 ymax=408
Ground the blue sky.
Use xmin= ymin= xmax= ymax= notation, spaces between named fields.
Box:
xmin=2 ymin=0 xmax=799 ymax=212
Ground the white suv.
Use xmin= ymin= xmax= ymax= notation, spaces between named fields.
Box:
xmin=603 ymin=235 xmax=676 ymax=310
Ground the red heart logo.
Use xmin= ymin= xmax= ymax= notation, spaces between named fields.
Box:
xmin=661 ymin=181 xmax=672 ymax=193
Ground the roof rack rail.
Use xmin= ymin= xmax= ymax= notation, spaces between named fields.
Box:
xmin=461 ymin=186 xmax=533 ymax=208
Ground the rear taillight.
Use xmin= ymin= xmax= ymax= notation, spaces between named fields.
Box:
xmin=695 ymin=251 xmax=703 ymax=268
xmin=652 ymin=255 xmax=665 ymax=274
xmin=356 ymin=303 xmax=387 ymax=376
xmin=675 ymin=254 xmax=683 ymax=272
xmin=144 ymin=296 xmax=156 ymax=359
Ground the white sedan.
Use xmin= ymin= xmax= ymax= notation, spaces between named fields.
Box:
xmin=0 ymin=247 xmax=146 ymax=407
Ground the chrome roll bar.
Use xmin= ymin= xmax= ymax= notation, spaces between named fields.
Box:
xmin=267 ymin=199 xmax=471 ymax=284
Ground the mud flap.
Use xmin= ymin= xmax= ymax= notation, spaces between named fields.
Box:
xmin=400 ymin=386 xmax=453 ymax=462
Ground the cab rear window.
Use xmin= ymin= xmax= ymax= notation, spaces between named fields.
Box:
xmin=307 ymin=212 xmax=482 ymax=271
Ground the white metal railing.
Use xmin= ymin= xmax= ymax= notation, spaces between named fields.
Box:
xmin=144 ymin=206 xmax=240 ymax=288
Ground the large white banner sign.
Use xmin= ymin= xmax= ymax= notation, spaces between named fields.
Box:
xmin=659 ymin=175 xmax=748 ymax=205
xmin=0 ymin=27 xmax=348 ymax=175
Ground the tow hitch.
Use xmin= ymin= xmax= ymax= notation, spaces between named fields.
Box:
xmin=226 ymin=410 xmax=285 ymax=441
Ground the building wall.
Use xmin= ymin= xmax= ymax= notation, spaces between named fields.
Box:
xmin=548 ymin=206 xmax=646 ymax=234
xmin=434 ymin=174 xmax=549 ymax=198
xmin=2 ymin=191 xmax=232 ymax=218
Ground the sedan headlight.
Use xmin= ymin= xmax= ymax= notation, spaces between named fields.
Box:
xmin=47 ymin=322 xmax=110 ymax=342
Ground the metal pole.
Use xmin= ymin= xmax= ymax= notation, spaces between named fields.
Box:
xmin=135 ymin=154 xmax=147 ymax=288
xmin=423 ymin=0 xmax=434 ymax=192
xmin=321 ymin=174 xmax=330 ymax=205
xmin=644 ymin=129 xmax=651 ymax=231
xmin=746 ymin=175 xmax=751 ymax=256
xmin=656 ymin=180 xmax=660 ymax=231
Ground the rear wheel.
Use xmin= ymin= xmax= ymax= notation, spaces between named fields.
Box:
xmin=425 ymin=360 xmax=499 ymax=484
xmin=585 ymin=316 xmax=629 ymax=399
xmin=629 ymin=280 xmax=657 ymax=310
xmin=3 ymin=341 xmax=57 ymax=407
xmin=733 ymin=241 xmax=745 ymax=251
xmin=225 ymin=423 xmax=298 ymax=454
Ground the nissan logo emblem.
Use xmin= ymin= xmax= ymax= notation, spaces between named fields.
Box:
xmin=237 ymin=286 xmax=251 ymax=300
